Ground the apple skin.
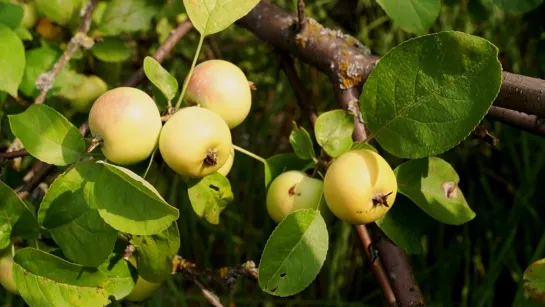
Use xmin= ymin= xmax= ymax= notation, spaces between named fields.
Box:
xmin=217 ymin=147 xmax=234 ymax=177
xmin=125 ymin=256 xmax=162 ymax=302
xmin=159 ymin=106 xmax=232 ymax=178
xmin=0 ymin=247 xmax=19 ymax=295
xmin=20 ymin=2 xmax=38 ymax=29
xmin=88 ymin=87 xmax=162 ymax=165
xmin=185 ymin=60 xmax=252 ymax=129
xmin=68 ymin=75 xmax=109 ymax=113
xmin=323 ymin=149 xmax=397 ymax=224
xmin=266 ymin=170 xmax=332 ymax=223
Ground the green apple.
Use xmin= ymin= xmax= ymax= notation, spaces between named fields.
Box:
xmin=323 ymin=149 xmax=397 ymax=224
xmin=88 ymin=87 xmax=162 ymax=165
xmin=185 ymin=59 xmax=252 ymax=129
xmin=159 ymin=106 xmax=232 ymax=178
xmin=66 ymin=75 xmax=109 ymax=113
xmin=0 ymin=246 xmax=19 ymax=295
xmin=19 ymin=2 xmax=37 ymax=29
xmin=266 ymin=170 xmax=332 ymax=223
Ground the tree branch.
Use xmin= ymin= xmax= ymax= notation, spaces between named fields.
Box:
xmin=124 ymin=19 xmax=194 ymax=87
xmin=487 ymin=106 xmax=545 ymax=136
xmin=493 ymin=72 xmax=545 ymax=119
xmin=297 ymin=0 xmax=306 ymax=32
xmin=0 ymin=149 xmax=29 ymax=160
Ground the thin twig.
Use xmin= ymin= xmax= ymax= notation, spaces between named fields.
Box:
xmin=297 ymin=0 xmax=306 ymax=32
xmin=34 ymin=0 xmax=99 ymax=104
xmin=0 ymin=149 xmax=29 ymax=160
xmin=124 ymin=19 xmax=194 ymax=87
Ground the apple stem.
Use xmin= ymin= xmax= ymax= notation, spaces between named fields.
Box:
xmin=373 ymin=191 xmax=393 ymax=207
xmin=233 ymin=144 xmax=266 ymax=164
xmin=204 ymin=149 xmax=218 ymax=166
xmin=87 ymin=137 xmax=101 ymax=153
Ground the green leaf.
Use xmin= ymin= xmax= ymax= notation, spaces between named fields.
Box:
xmin=97 ymin=253 xmax=138 ymax=300
xmin=264 ymin=153 xmax=314 ymax=189
xmin=34 ymin=0 xmax=75 ymax=25
xmin=0 ymin=181 xmax=39 ymax=250
xmin=494 ymin=0 xmax=544 ymax=13
xmin=187 ymin=172 xmax=234 ymax=224
xmin=8 ymin=104 xmax=86 ymax=165
xmin=38 ymin=162 xmax=118 ymax=267
xmin=314 ymin=110 xmax=354 ymax=158
xmin=376 ymin=195 xmax=435 ymax=254
xmin=14 ymin=26 xmax=32 ymax=40
xmin=130 ymin=222 xmax=180 ymax=283
xmin=524 ymin=258 xmax=545 ymax=304
xmin=183 ymin=0 xmax=260 ymax=36
xmin=0 ymin=2 xmax=24 ymax=29
xmin=91 ymin=37 xmax=132 ymax=63
xmin=99 ymin=0 xmax=161 ymax=36
xmin=394 ymin=157 xmax=475 ymax=225
xmin=12 ymin=248 xmax=111 ymax=307
xmin=258 ymin=209 xmax=328 ymax=297
xmin=350 ymin=141 xmax=378 ymax=152
xmin=94 ymin=161 xmax=179 ymax=235
xmin=377 ymin=0 xmax=440 ymax=34
xmin=0 ymin=23 xmax=25 ymax=97
xmin=289 ymin=121 xmax=315 ymax=160
xmin=20 ymin=45 xmax=70 ymax=98
xmin=143 ymin=56 xmax=178 ymax=101
xmin=361 ymin=31 xmax=502 ymax=159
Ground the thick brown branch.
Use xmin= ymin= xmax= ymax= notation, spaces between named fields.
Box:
xmin=297 ymin=0 xmax=306 ymax=32
xmin=487 ymin=106 xmax=545 ymax=136
xmin=0 ymin=149 xmax=29 ymax=160
xmin=34 ymin=0 xmax=99 ymax=104
xmin=494 ymin=72 xmax=545 ymax=119
xmin=124 ymin=19 xmax=194 ymax=87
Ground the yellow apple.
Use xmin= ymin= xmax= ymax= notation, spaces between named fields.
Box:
xmin=88 ymin=87 xmax=162 ymax=165
xmin=0 ymin=246 xmax=19 ymax=295
xmin=266 ymin=170 xmax=332 ymax=223
xmin=185 ymin=59 xmax=252 ymax=129
xmin=217 ymin=147 xmax=234 ymax=177
xmin=125 ymin=256 xmax=162 ymax=302
xmin=159 ymin=106 xmax=232 ymax=178
xmin=323 ymin=149 xmax=397 ymax=224
xmin=66 ymin=75 xmax=109 ymax=113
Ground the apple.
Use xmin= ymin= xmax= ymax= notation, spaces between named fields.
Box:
xmin=88 ymin=87 xmax=162 ymax=165
xmin=217 ymin=147 xmax=234 ymax=177
xmin=66 ymin=75 xmax=109 ymax=113
xmin=159 ymin=106 xmax=232 ymax=178
xmin=266 ymin=170 xmax=332 ymax=223
xmin=0 ymin=246 xmax=19 ymax=295
xmin=323 ymin=149 xmax=397 ymax=224
xmin=185 ymin=59 xmax=252 ymax=129
xmin=125 ymin=256 xmax=162 ymax=302
xmin=19 ymin=2 xmax=37 ymax=29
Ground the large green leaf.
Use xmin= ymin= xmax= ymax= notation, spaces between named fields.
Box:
xmin=98 ymin=0 xmax=161 ymax=36
xmin=183 ymin=0 xmax=260 ymax=36
xmin=20 ymin=45 xmax=71 ymax=98
xmin=524 ymin=258 xmax=545 ymax=304
xmin=12 ymin=248 xmax=111 ymax=307
xmin=264 ymin=153 xmax=314 ymax=189
xmin=0 ymin=2 xmax=24 ymax=29
xmin=93 ymin=161 xmax=179 ymax=235
xmin=8 ymin=104 xmax=86 ymax=165
xmin=314 ymin=110 xmax=354 ymax=158
xmin=394 ymin=157 xmax=475 ymax=225
xmin=187 ymin=172 xmax=234 ymax=224
xmin=258 ymin=209 xmax=328 ymax=297
xmin=361 ymin=31 xmax=502 ymax=159
xmin=143 ymin=56 xmax=178 ymax=101
xmin=0 ymin=181 xmax=39 ymax=250
xmin=494 ymin=0 xmax=543 ymax=13
xmin=0 ymin=23 xmax=24 ymax=97
xmin=130 ymin=222 xmax=180 ymax=283
xmin=377 ymin=0 xmax=441 ymax=34
xmin=34 ymin=0 xmax=75 ymax=25
xmin=38 ymin=162 xmax=118 ymax=267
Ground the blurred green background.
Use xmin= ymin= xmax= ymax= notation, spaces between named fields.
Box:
xmin=3 ymin=0 xmax=545 ymax=306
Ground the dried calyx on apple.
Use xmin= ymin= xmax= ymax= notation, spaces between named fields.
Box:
xmin=88 ymin=87 xmax=163 ymax=166
xmin=185 ymin=59 xmax=253 ymax=129
xmin=323 ymin=149 xmax=398 ymax=224
xmin=265 ymin=170 xmax=333 ymax=223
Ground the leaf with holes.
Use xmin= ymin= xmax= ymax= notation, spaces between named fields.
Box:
xmin=494 ymin=0 xmax=544 ymax=13
xmin=524 ymin=258 xmax=545 ymax=304
xmin=314 ymin=110 xmax=354 ymax=158
xmin=258 ymin=209 xmax=328 ymax=297
xmin=187 ymin=172 xmax=233 ymax=224
xmin=8 ymin=104 xmax=86 ymax=165
xmin=361 ymin=31 xmax=502 ymax=159
xmin=377 ymin=0 xmax=440 ymax=34
xmin=183 ymin=0 xmax=260 ymax=36
xmin=394 ymin=157 xmax=475 ymax=225
xmin=289 ymin=121 xmax=315 ymax=160
xmin=0 ymin=181 xmax=39 ymax=250
xmin=143 ymin=56 xmax=178 ymax=101
xmin=130 ymin=222 xmax=180 ymax=282
xmin=264 ymin=153 xmax=314 ymax=189
xmin=38 ymin=161 xmax=117 ymax=267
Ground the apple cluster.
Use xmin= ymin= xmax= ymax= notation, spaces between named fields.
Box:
xmin=266 ymin=149 xmax=398 ymax=225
